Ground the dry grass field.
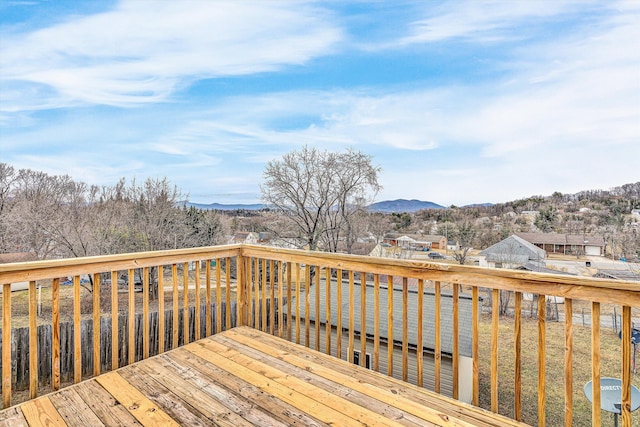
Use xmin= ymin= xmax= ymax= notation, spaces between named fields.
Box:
xmin=478 ymin=314 xmax=640 ymax=426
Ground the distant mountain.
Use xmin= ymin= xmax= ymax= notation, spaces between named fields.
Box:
xmin=182 ymin=202 xmax=266 ymax=211
xmin=367 ymin=199 xmax=445 ymax=213
xmin=184 ymin=199 xmax=446 ymax=213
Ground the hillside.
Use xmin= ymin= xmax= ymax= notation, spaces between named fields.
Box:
xmin=367 ymin=199 xmax=445 ymax=213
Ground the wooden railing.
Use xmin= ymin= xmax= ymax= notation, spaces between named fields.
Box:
xmin=1 ymin=244 xmax=639 ymax=426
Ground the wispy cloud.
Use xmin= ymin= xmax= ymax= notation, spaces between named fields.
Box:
xmin=1 ymin=1 xmax=342 ymax=108
xmin=397 ymin=1 xmax=603 ymax=45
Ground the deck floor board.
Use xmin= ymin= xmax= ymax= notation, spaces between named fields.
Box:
xmin=1 ymin=326 xmax=528 ymax=427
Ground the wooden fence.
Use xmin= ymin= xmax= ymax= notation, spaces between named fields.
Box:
xmin=0 ymin=302 xmax=237 ymax=391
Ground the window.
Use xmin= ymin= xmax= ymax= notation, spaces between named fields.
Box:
xmin=353 ymin=350 xmax=372 ymax=369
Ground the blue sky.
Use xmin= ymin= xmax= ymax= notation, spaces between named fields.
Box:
xmin=1 ymin=1 xmax=638 ymax=206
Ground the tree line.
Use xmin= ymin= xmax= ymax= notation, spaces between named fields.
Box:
xmin=2 ymin=150 xmax=638 ymax=263
xmin=0 ymin=163 xmax=224 ymax=260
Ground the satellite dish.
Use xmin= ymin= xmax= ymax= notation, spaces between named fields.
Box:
xmin=618 ymin=328 xmax=640 ymax=344
xmin=583 ymin=378 xmax=640 ymax=414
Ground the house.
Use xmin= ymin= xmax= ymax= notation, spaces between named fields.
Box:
xmin=285 ymin=275 xmax=478 ymax=403
xmin=479 ymin=235 xmax=546 ymax=269
xmin=0 ymin=252 xmax=38 ymax=291
xmin=383 ymin=233 xmax=447 ymax=250
xmin=515 ymin=232 xmax=605 ymax=256
xmin=228 ymin=231 xmax=260 ymax=245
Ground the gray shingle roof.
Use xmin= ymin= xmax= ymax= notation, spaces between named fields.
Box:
xmin=479 ymin=235 xmax=546 ymax=262
xmin=285 ymin=278 xmax=477 ymax=357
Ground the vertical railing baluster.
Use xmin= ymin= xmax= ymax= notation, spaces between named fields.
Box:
xmin=591 ymin=302 xmax=601 ymax=427
xmin=182 ymin=262 xmax=189 ymax=345
xmin=452 ymin=282 xmax=459 ymax=400
xmin=305 ymin=265 xmax=311 ymax=347
xmin=336 ymin=269 xmax=342 ymax=359
xmin=143 ymin=267 xmax=149 ymax=359
xmin=402 ymin=277 xmax=408 ymax=381
xmin=270 ymin=260 xmax=275 ymax=335
xmin=225 ymin=257 xmax=231 ymax=330
xmin=361 ymin=272 xmax=367 ymax=368
xmin=128 ymin=269 xmax=135 ymax=364
xmin=215 ymin=260 xmax=222 ymax=333
xmin=262 ymin=259 xmax=267 ymax=333
xmin=514 ymin=291 xmax=522 ymax=420
xmin=110 ymin=271 xmax=118 ymax=370
xmin=348 ymin=270 xmax=355 ymax=363
xmin=472 ymin=285 xmax=479 ymax=406
xmin=435 ymin=281 xmax=442 ymax=393
xmin=316 ymin=266 xmax=321 ymax=351
xmin=92 ymin=274 xmax=100 ymax=377
xmin=417 ymin=279 xmax=424 ymax=387
xmin=278 ymin=261 xmax=284 ymax=338
xmin=295 ymin=263 xmax=301 ymax=345
xmin=538 ymin=294 xmax=547 ymax=427
xmin=2 ymin=283 xmax=12 ymax=408
xmin=172 ymin=264 xmax=179 ymax=349
xmin=622 ymin=305 xmax=632 ymax=427
xmin=246 ymin=258 xmax=252 ymax=328
xmin=205 ymin=260 xmax=211 ymax=337
xmin=52 ymin=277 xmax=61 ymax=391
xmin=491 ymin=288 xmax=499 ymax=412
xmin=73 ymin=275 xmax=81 ymax=383
xmin=564 ymin=298 xmax=573 ymax=427
xmin=387 ymin=275 xmax=394 ymax=377
xmin=29 ymin=280 xmax=38 ymax=398
xmin=158 ymin=266 xmax=165 ymax=354
xmin=195 ymin=261 xmax=201 ymax=341
xmin=325 ymin=267 xmax=331 ymax=355
xmin=286 ymin=262 xmax=292 ymax=341
xmin=253 ymin=258 xmax=259 ymax=329
xmin=373 ymin=274 xmax=380 ymax=372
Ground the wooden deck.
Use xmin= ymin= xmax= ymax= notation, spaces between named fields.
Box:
xmin=0 ymin=326 xmax=526 ymax=427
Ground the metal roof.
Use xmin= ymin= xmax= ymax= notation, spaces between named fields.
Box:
xmin=479 ymin=235 xmax=546 ymax=262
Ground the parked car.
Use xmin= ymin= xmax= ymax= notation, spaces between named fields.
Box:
xmin=428 ymin=252 xmax=445 ymax=259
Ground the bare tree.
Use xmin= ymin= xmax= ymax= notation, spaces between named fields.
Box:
xmin=6 ymin=169 xmax=71 ymax=258
xmin=451 ymin=222 xmax=477 ymax=265
xmin=0 ymin=163 xmax=18 ymax=252
xmin=261 ymin=146 xmax=381 ymax=252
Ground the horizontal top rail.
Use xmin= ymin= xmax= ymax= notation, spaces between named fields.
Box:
xmin=0 ymin=245 xmax=242 ymax=284
xmin=1 ymin=243 xmax=638 ymax=306
xmin=242 ymin=245 xmax=640 ymax=306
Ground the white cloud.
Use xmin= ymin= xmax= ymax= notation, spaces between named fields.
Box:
xmin=1 ymin=0 xmax=342 ymax=108
xmin=398 ymin=1 xmax=599 ymax=45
